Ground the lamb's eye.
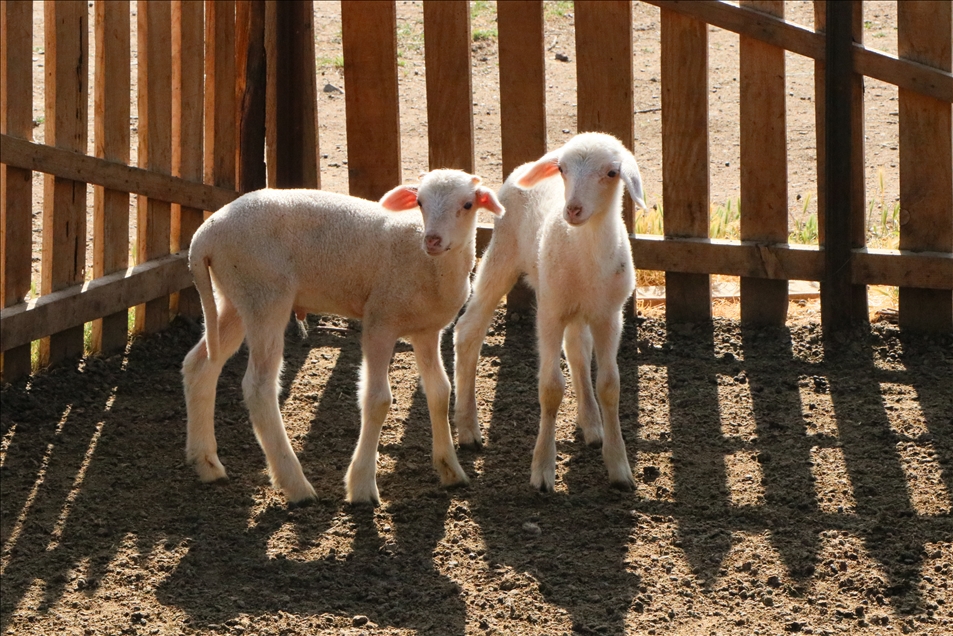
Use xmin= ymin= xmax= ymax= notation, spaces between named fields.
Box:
xmin=607 ymin=170 xmax=618 ymax=178
xmin=557 ymin=165 xmax=564 ymax=174
xmin=464 ymin=201 xmax=473 ymax=210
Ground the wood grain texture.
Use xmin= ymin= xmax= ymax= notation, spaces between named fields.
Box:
xmin=661 ymin=8 xmax=710 ymax=323
xmin=92 ymin=0 xmax=130 ymax=354
xmin=171 ymin=0 xmax=204 ymax=319
xmin=898 ymin=1 xmax=953 ymax=331
xmin=341 ymin=0 xmax=400 ymax=200
xmin=136 ymin=0 xmax=172 ymax=335
xmin=739 ymin=0 xmax=787 ymax=326
xmin=204 ymin=0 xmax=236 ymax=190
xmin=40 ymin=0 xmax=88 ymax=366
xmin=424 ymin=1 xmax=474 ymax=172
xmin=1 ymin=0 xmax=33 ymax=380
xmin=237 ymin=0 xmax=266 ymax=193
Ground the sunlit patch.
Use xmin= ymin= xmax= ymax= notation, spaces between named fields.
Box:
xmin=716 ymin=374 xmax=757 ymax=440
xmin=47 ymin=420 xmax=106 ymax=552
xmin=266 ymin=521 xmax=300 ymax=559
xmin=798 ymin=376 xmax=838 ymax=437
xmin=144 ymin=537 xmax=191 ymax=589
xmin=270 ymin=508 xmax=356 ymax=562
xmin=880 ymin=383 xmax=929 ymax=438
xmin=638 ymin=365 xmax=670 ymax=441
xmin=895 ymin=442 xmax=951 ymax=516
xmin=1 ymin=422 xmax=16 ymax=468
xmin=709 ymin=531 xmax=793 ymax=615
xmin=809 ymin=446 xmax=856 ymax=514
xmin=8 ymin=577 xmax=47 ymax=627
xmin=635 ymin=450 xmax=674 ymax=502
xmin=919 ymin=542 xmax=953 ymax=618
xmin=724 ymin=450 xmax=765 ymax=507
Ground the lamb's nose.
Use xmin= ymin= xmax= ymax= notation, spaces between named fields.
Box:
xmin=425 ymin=234 xmax=443 ymax=251
xmin=566 ymin=205 xmax=583 ymax=222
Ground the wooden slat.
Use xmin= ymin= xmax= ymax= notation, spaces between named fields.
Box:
xmin=1 ymin=134 xmax=236 ymax=211
xmin=739 ymin=0 xmax=787 ymax=326
xmin=0 ymin=0 xmax=33 ymax=380
xmin=91 ymin=0 xmax=130 ymax=355
xmin=40 ymin=0 xmax=88 ymax=366
xmin=237 ymin=0 xmax=266 ymax=193
xmin=136 ymin=0 xmax=172 ymax=335
xmin=645 ymin=0 xmax=953 ymax=104
xmin=271 ymin=0 xmax=319 ymax=189
xmin=853 ymin=248 xmax=952 ymax=291
xmin=661 ymin=8 xmax=710 ymax=323
xmin=171 ymin=0 xmax=204 ymax=319
xmin=1 ymin=252 xmax=193 ymax=352
xmin=341 ymin=0 xmax=400 ymax=200
xmin=898 ymin=1 xmax=953 ymax=332
xmin=204 ymin=0 xmax=237 ymax=190
xmin=498 ymin=0 xmax=545 ymax=313
xmin=423 ymin=1 xmax=474 ymax=172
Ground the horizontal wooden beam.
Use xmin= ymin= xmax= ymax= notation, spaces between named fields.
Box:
xmin=1 ymin=251 xmax=193 ymax=352
xmin=0 ymin=134 xmax=238 ymax=212
xmin=853 ymin=248 xmax=953 ymax=291
xmin=645 ymin=1 xmax=952 ymax=103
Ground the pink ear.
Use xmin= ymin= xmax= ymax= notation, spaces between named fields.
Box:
xmin=379 ymin=185 xmax=419 ymax=211
xmin=475 ymin=186 xmax=504 ymax=216
xmin=517 ymin=152 xmax=560 ymax=188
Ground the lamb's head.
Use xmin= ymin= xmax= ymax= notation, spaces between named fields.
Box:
xmin=518 ymin=132 xmax=646 ymax=226
xmin=380 ymin=170 xmax=503 ymax=256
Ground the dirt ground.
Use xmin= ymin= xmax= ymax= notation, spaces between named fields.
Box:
xmin=6 ymin=2 xmax=950 ymax=635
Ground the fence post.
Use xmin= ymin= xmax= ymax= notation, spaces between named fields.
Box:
xmin=92 ymin=0 xmax=131 ymax=354
xmin=739 ymin=0 xmax=788 ymax=326
xmin=898 ymin=2 xmax=953 ymax=332
xmin=237 ymin=0 xmax=266 ymax=193
xmin=661 ymin=8 xmax=711 ymax=324
xmin=498 ymin=0 xmax=545 ymax=313
xmin=423 ymin=1 xmax=474 ymax=173
xmin=1 ymin=0 xmax=33 ymax=381
xmin=205 ymin=0 xmax=237 ymax=193
xmin=341 ymin=0 xmax=400 ymax=200
xmin=41 ymin=0 xmax=88 ymax=363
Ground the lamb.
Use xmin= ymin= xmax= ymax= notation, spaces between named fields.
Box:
xmin=453 ymin=132 xmax=646 ymax=492
xmin=181 ymin=170 xmax=504 ymax=505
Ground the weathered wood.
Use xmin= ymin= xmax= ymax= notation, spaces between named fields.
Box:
xmin=852 ymin=248 xmax=952 ymax=291
xmin=41 ymin=0 xmax=88 ymax=366
xmin=898 ymin=1 xmax=953 ymax=332
xmin=272 ymin=0 xmax=319 ymax=189
xmin=237 ymin=0 xmax=266 ymax=193
xmin=423 ymin=1 xmax=474 ymax=172
xmin=1 ymin=0 xmax=33 ymax=380
xmin=661 ymin=8 xmax=710 ymax=323
xmin=136 ymin=0 xmax=173 ymax=335
xmin=739 ymin=0 xmax=787 ymax=326
xmin=171 ymin=0 xmax=204 ymax=318
xmin=1 ymin=134 xmax=237 ymax=211
xmin=341 ymin=0 xmax=400 ymax=200
xmin=1 ymin=252 xmax=193 ymax=353
xmin=204 ymin=0 xmax=237 ymax=190
xmin=645 ymin=0 xmax=953 ymax=103
xmin=92 ymin=0 xmax=130 ymax=355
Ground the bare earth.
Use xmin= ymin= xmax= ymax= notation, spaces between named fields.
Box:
xmin=5 ymin=2 xmax=950 ymax=636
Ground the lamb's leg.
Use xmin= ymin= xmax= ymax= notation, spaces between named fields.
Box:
xmin=183 ymin=298 xmax=246 ymax=482
xmin=563 ymin=321 xmax=602 ymax=447
xmin=591 ymin=311 xmax=635 ymax=490
xmin=243 ymin=313 xmax=316 ymax=504
xmin=453 ymin=251 xmax=520 ymax=447
xmin=531 ymin=309 xmax=566 ymax=492
xmin=345 ymin=330 xmax=397 ymax=505
xmin=411 ymin=331 xmax=469 ymax=488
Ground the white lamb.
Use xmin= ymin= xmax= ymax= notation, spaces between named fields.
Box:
xmin=454 ymin=132 xmax=646 ymax=492
xmin=181 ymin=170 xmax=504 ymax=505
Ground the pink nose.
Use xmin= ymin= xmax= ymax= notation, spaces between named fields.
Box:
xmin=566 ymin=205 xmax=584 ymax=223
xmin=425 ymin=234 xmax=443 ymax=251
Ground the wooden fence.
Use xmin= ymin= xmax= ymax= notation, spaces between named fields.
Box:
xmin=1 ymin=0 xmax=951 ymax=382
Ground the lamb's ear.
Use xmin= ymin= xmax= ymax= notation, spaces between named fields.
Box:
xmin=474 ymin=186 xmax=504 ymax=216
xmin=517 ymin=151 xmax=561 ymax=188
xmin=379 ymin=185 xmax=419 ymax=211
xmin=621 ymin=154 xmax=647 ymax=211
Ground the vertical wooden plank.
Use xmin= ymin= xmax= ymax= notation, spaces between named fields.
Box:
xmin=171 ymin=0 xmax=204 ymax=318
xmin=272 ymin=0 xmax=319 ymax=189
xmin=661 ymin=9 xmax=710 ymax=324
xmin=341 ymin=0 xmax=400 ymax=200
xmin=136 ymin=0 xmax=172 ymax=335
xmin=236 ymin=0 xmax=266 ymax=193
xmin=576 ymin=1 xmax=634 ymax=229
xmin=264 ymin=0 xmax=276 ymax=187
xmin=92 ymin=0 xmax=130 ymax=355
xmin=204 ymin=0 xmax=237 ymax=191
xmin=41 ymin=0 xmax=88 ymax=365
xmin=739 ymin=0 xmax=787 ymax=326
xmin=423 ymin=0 xmax=473 ymax=172
xmin=898 ymin=1 xmax=952 ymax=332
xmin=0 ymin=0 xmax=33 ymax=380
xmin=498 ymin=0 xmax=545 ymax=313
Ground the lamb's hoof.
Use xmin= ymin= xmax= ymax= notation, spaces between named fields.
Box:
xmin=609 ymin=474 xmax=636 ymax=492
xmin=530 ymin=471 xmax=555 ymax=493
xmin=458 ymin=437 xmax=484 ymax=451
xmin=346 ymin=493 xmax=381 ymax=508
xmin=435 ymin=457 xmax=470 ymax=488
xmin=585 ymin=435 xmax=604 ymax=449
xmin=287 ymin=496 xmax=316 ymax=510
xmin=193 ymin=454 xmax=228 ymax=483
xmin=283 ymin=481 xmax=318 ymax=505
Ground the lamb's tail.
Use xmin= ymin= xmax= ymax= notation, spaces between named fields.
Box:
xmin=190 ymin=245 xmax=220 ymax=363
